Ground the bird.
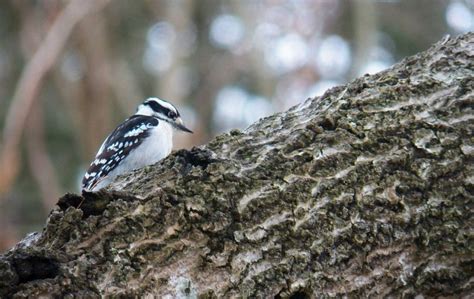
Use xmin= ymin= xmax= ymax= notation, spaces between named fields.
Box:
xmin=82 ymin=97 xmax=192 ymax=191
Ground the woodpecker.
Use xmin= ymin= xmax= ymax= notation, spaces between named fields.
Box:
xmin=82 ymin=97 xmax=192 ymax=191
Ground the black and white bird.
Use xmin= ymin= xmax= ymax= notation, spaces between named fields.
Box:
xmin=82 ymin=97 xmax=192 ymax=191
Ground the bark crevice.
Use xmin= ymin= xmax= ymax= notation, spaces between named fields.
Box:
xmin=0 ymin=32 xmax=473 ymax=298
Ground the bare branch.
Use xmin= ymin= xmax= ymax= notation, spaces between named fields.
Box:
xmin=0 ymin=33 xmax=472 ymax=298
xmin=0 ymin=0 xmax=110 ymax=195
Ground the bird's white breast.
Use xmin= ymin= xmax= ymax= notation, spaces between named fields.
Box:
xmin=122 ymin=121 xmax=173 ymax=169
xmin=93 ymin=121 xmax=173 ymax=190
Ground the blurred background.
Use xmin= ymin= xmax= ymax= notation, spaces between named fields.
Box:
xmin=0 ymin=0 xmax=472 ymax=251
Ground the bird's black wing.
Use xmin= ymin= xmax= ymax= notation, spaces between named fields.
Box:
xmin=82 ymin=115 xmax=159 ymax=190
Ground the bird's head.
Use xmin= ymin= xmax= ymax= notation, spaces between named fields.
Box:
xmin=136 ymin=97 xmax=193 ymax=133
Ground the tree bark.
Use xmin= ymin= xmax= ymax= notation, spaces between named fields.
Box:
xmin=1 ymin=32 xmax=473 ymax=298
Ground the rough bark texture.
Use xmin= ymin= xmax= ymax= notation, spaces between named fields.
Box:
xmin=1 ymin=33 xmax=473 ymax=298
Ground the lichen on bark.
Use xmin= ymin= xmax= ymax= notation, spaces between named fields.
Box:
xmin=1 ymin=32 xmax=473 ymax=298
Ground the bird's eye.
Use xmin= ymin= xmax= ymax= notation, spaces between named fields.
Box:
xmin=168 ymin=111 xmax=177 ymax=119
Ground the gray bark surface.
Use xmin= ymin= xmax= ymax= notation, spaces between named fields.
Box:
xmin=1 ymin=32 xmax=473 ymax=298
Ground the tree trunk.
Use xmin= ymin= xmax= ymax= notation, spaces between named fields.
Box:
xmin=1 ymin=32 xmax=473 ymax=298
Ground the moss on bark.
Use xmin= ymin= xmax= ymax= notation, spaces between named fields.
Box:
xmin=1 ymin=32 xmax=473 ymax=298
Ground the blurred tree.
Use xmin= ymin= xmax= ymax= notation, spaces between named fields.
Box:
xmin=1 ymin=32 xmax=472 ymax=297
xmin=0 ymin=0 xmax=472 ymax=252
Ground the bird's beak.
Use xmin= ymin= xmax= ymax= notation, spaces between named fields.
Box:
xmin=174 ymin=117 xmax=193 ymax=133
